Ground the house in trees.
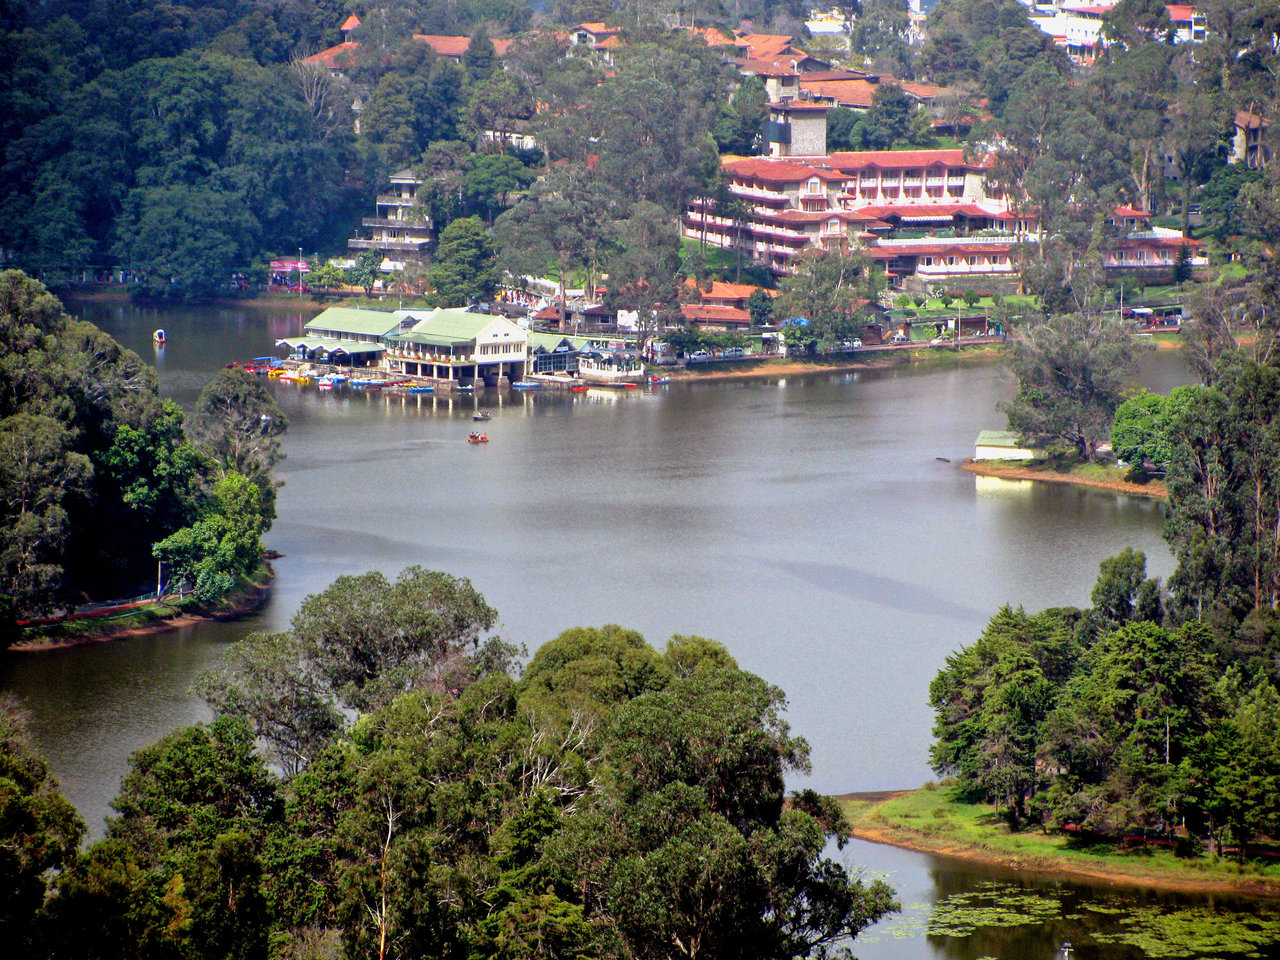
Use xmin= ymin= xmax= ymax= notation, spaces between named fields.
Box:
xmin=1232 ymin=111 xmax=1273 ymax=170
xmin=347 ymin=169 xmax=432 ymax=271
xmin=413 ymin=34 xmax=516 ymax=62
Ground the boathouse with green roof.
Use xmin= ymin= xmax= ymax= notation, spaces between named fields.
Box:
xmin=277 ymin=306 xmax=409 ymax=366
xmin=386 ymin=308 xmax=528 ymax=386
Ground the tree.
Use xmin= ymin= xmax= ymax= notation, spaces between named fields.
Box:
xmin=1163 ymin=353 xmax=1280 ymax=622
xmin=929 ymin=606 xmax=1077 ymax=823
xmin=1040 ymin=621 xmax=1219 ymax=834
xmin=153 ymin=472 xmax=270 ymax=601
xmin=1002 ymin=312 xmax=1141 ymax=461
xmin=0 ymin=695 xmax=83 ymax=955
xmin=428 ymin=216 xmax=498 ymax=307
xmin=462 ymin=29 xmax=497 ymax=85
xmin=189 ymin=368 xmax=287 ymax=513
xmin=463 ymin=154 xmax=533 ymax=224
xmin=196 ymin=632 xmax=342 ymax=779
xmin=1110 ymin=386 xmax=1196 ymax=469
xmin=1088 ymin=547 xmax=1163 ymax=634
xmin=550 ymin=665 xmax=900 ymax=956
xmin=860 ymin=83 xmax=917 ymax=150
xmin=774 ymin=248 xmax=882 ymax=354
xmin=604 ymin=201 xmax=684 ymax=352
xmin=494 ymin=194 xmax=590 ymax=333
xmin=289 ymin=566 xmax=501 ymax=712
xmin=348 ymin=248 xmax=385 ymax=297
xmin=746 ymin=287 xmax=776 ymax=327
xmin=714 ymin=76 xmax=768 ymax=156
xmin=1191 ymin=675 xmax=1280 ymax=860
xmin=1102 ymin=0 xmax=1175 ymax=47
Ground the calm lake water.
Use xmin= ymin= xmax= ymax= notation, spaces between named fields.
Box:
xmin=3 ymin=297 xmax=1275 ymax=960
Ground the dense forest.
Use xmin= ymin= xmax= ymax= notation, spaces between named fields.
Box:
xmin=2 ymin=591 xmax=898 ymax=960
xmin=0 ymin=271 xmax=284 ymax=635
xmin=3 ymin=0 xmax=1278 ymax=307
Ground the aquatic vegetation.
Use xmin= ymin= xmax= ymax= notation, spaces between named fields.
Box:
xmin=1090 ymin=905 xmax=1280 ymax=958
xmin=926 ymin=882 xmax=1065 ymax=937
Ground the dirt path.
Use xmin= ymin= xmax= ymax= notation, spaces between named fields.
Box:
xmin=962 ymin=460 xmax=1168 ymax=499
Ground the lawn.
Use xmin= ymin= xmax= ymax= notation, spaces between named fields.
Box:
xmin=842 ymin=784 xmax=1280 ymax=889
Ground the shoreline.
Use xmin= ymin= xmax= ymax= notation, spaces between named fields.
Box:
xmin=836 ymin=790 xmax=1280 ymax=900
xmin=962 ymin=459 xmax=1168 ymax=499
xmin=664 ymin=343 xmax=1006 ymax=383
xmin=9 ymin=576 xmax=272 ymax=653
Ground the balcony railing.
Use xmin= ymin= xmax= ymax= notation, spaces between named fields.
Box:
xmin=376 ymin=194 xmax=416 ymax=206
xmin=348 ymin=239 xmax=430 ymax=252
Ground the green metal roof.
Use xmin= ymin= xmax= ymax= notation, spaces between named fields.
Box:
xmin=527 ymin=332 xmax=589 ymax=352
xmin=278 ymin=337 xmax=385 ymax=354
xmin=975 ymin=430 xmax=1027 ymax=448
xmin=396 ymin=308 xmax=524 ymax=342
xmin=388 ymin=331 xmax=471 ymax=349
xmin=305 ymin=307 xmax=402 ymax=338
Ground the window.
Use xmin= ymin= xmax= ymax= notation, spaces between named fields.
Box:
xmin=807 ymin=177 xmax=821 ymax=193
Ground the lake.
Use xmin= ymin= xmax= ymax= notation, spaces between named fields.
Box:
xmin=4 ymin=297 xmax=1272 ymax=960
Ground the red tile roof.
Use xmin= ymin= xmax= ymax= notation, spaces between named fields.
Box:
xmin=680 ymin=304 xmax=752 ymax=325
xmin=1165 ymin=5 xmax=1198 ymax=21
xmin=305 ymin=41 xmax=360 ymax=69
xmin=738 ymin=33 xmax=803 ymax=59
xmin=1236 ymin=110 xmax=1269 ymax=130
xmin=684 ymin=279 xmax=775 ymax=302
xmin=799 ymin=77 xmax=878 ymax=108
xmin=769 ymin=99 xmax=833 ymax=112
xmin=723 ymin=156 xmax=845 ymax=183
xmin=827 ymin=149 xmax=985 ymax=171
xmin=413 ymin=35 xmax=515 ymax=58
xmin=848 ymin=203 xmax=998 ymax=220
xmin=341 ymin=14 xmax=361 ymax=31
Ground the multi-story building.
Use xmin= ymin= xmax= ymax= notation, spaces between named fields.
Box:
xmin=684 ymin=138 xmax=1205 ymax=287
xmin=347 ymin=169 xmax=432 ymax=270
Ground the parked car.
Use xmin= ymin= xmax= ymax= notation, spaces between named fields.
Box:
xmin=930 ymin=335 xmax=951 ymax=345
xmin=890 ymin=332 xmax=911 ymax=344
xmin=688 ymin=350 xmax=712 ymax=362
xmin=721 ymin=347 xmax=746 ymax=359
xmin=840 ymin=338 xmax=862 ymax=350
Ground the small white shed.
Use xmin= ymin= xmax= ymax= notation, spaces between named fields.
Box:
xmin=974 ymin=430 xmax=1046 ymax=461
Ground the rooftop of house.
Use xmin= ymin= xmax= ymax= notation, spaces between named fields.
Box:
xmin=976 ymin=430 xmax=1030 ymax=448
xmin=305 ymin=307 xmax=403 ymax=338
xmin=394 ymin=308 xmax=524 ymax=342
xmin=304 ymin=40 xmax=360 ymax=69
xmin=412 ymin=34 xmax=516 ymax=58
xmin=723 ymin=156 xmax=847 ymax=183
xmin=680 ymin=304 xmax=752 ymax=325
xmin=1236 ymin=110 xmax=1270 ymax=130
xmin=340 ymin=14 xmax=360 ymax=31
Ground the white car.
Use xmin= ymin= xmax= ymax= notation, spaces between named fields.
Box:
xmin=688 ymin=350 xmax=712 ymax=362
xmin=890 ymin=332 xmax=911 ymax=344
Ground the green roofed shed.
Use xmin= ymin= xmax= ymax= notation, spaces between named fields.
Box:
xmin=305 ymin=307 xmax=404 ymax=339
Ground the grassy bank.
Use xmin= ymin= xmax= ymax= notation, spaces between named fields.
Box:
xmin=11 ymin=568 xmax=273 ymax=651
xmin=839 ymin=784 xmax=1280 ymax=897
xmin=963 ymin=458 xmax=1168 ymax=499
